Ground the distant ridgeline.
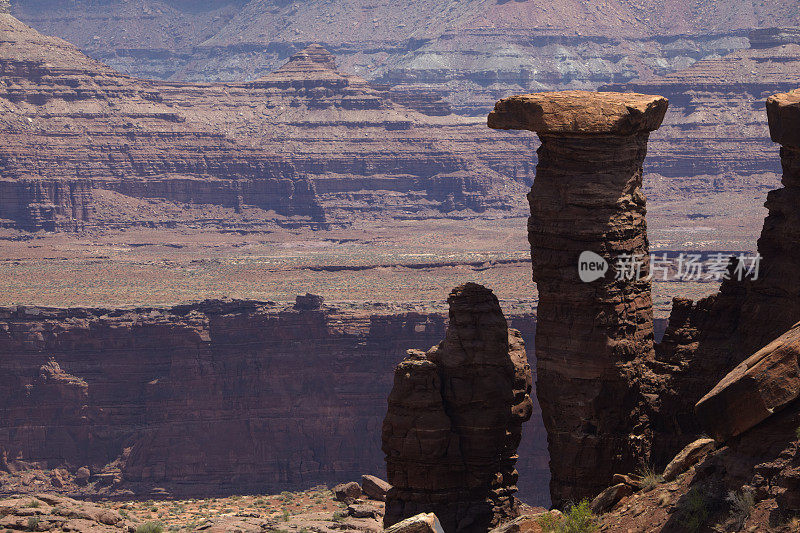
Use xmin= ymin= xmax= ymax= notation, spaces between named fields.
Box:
xmin=0 ymin=15 xmax=534 ymax=231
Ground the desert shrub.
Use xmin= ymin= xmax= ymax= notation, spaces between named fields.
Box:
xmin=636 ymin=464 xmax=663 ymax=491
xmin=26 ymin=516 xmax=40 ymax=531
xmin=536 ymin=500 xmax=597 ymax=533
xmin=795 ymin=425 xmax=800 ymax=440
xmin=135 ymin=521 xmax=164 ymax=533
xmin=679 ymin=488 xmax=710 ymax=533
xmin=332 ymin=511 xmax=346 ymax=522
xmin=24 ymin=500 xmax=41 ymax=509
xmin=727 ymin=489 xmax=755 ymax=529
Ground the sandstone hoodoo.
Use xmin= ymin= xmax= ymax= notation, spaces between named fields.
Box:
xmin=382 ymin=283 xmax=533 ymax=533
xmin=489 ymin=91 xmax=668 ymax=506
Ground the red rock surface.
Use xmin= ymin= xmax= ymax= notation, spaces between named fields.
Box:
xmin=154 ymin=44 xmax=534 ymax=221
xmin=382 ymin=283 xmax=533 ymax=533
xmin=14 ymin=1 xmax=799 ymax=115
xmin=594 ymin=88 xmax=800 ymax=531
xmin=0 ymin=14 xmax=323 ymax=231
xmin=489 ymin=90 xmax=666 ymax=506
xmin=0 ymin=299 xmax=549 ymax=506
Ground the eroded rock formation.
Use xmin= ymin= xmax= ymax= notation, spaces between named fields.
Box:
xmin=0 ymin=299 xmax=547 ymax=504
xmin=0 ymin=14 xmax=539 ymax=230
xmin=488 ymin=91 xmax=668 ymax=506
xmin=0 ymin=14 xmax=324 ymax=230
xmin=586 ymin=88 xmax=800 ymax=531
xmin=382 ymin=283 xmax=533 ymax=533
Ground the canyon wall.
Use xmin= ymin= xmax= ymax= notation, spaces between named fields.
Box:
xmin=17 ymin=1 xmax=800 ymax=115
xmin=0 ymin=299 xmax=549 ymax=506
xmin=0 ymin=14 xmax=324 ymax=230
xmin=0 ymin=15 xmax=538 ymax=231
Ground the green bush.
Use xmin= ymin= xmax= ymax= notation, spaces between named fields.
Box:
xmin=26 ymin=516 xmax=40 ymax=531
xmin=679 ymin=488 xmax=710 ymax=533
xmin=135 ymin=522 xmax=164 ymax=533
xmin=536 ymin=500 xmax=597 ymax=533
xmin=24 ymin=500 xmax=41 ymax=509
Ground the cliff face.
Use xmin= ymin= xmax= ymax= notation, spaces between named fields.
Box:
xmin=154 ymin=44 xmax=535 ymax=219
xmin=0 ymin=14 xmax=323 ymax=230
xmin=0 ymin=300 xmax=549 ymax=505
xmin=382 ymin=284 xmax=532 ymax=532
xmin=595 ymin=92 xmax=800 ymax=529
xmin=604 ymin=29 xmax=800 ymax=198
xmin=0 ymin=15 xmax=538 ymax=230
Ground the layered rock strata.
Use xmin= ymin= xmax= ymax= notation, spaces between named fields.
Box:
xmin=489 ymin=91 xmax=668 ymax=506
xmin=155 ymin=44 xmax=535 ymax=219
xmin=0 ymin=14 xmax=324 ymax=230
xmin=588 ymin=88 xmax=800 ymax=528
xmin=0 ymin=299 xmax=548 ymax=505
xmin=0 ymin=15 xmax=538 ymax=230
xmin=382 ymin=283 xmax=533 ymax=533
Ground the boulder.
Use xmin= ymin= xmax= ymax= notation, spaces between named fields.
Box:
xmin=75 ymin=466 xmax=90 ymax=486
xmin=695 ymin=323 xmax=800 ymax=441
xmin=589 ymin=483 xmax=633 ymax=514
xmin=361 ymin=474 xmax=391 ymax=501
xmin=347 ymin=503 xmax=378 ymax=519
xmin=333 ymin=481 xmax=362 ymax=502
xmin=294 ymin=293 xmax=324 ymax=310
xmin=384 ymin=513 xmax=445 ymax=533
xmin=662 ymin=438 xmax=717 ymax=481
xmin=488 ymin=90 xmax=668 ymax=135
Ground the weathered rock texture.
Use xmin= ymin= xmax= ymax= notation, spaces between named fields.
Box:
xmin=154 ymin=44 xmax=534 ymax=220
xmin=489 ymin=91 xmax=668 ymax=506
xmin=17 ymin=1 xmax=798 ymax=115
xmin=606 ymin=29 xmax=800 ymax=187
xmin=591 ymin=88 xmax=800 ymax=530
xmin=0 ymin=14 xmax=325 ymax=230
xmin=696 ymin=322 xmax=800 ymax=441
xmin=382 ymin=283 xmax=533 ymax=533
xmin=644 ymin=88 xmax=800 ymax=459
xmin=0 ymin=299 xmax=548 ymax=505
xmin=0 ymin=494 xmax=132 ymax=532
xmin=0 ymin=15 xmax=538 ymax=230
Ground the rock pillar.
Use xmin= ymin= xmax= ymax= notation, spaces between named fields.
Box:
xmin=488 ymin=91 xmax=668 ymax=506
xmin=382 ymin=283 xmax=533 ymax=533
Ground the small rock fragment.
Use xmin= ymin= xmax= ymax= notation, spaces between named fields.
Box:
xmin=384 ymin=512 xmax=444 ymax=533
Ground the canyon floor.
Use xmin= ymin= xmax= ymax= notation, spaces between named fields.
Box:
xmin=0 ymin=186 xmax=766 ymax=317
xmin=0 ymin=486 xmax=387 ymax=533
